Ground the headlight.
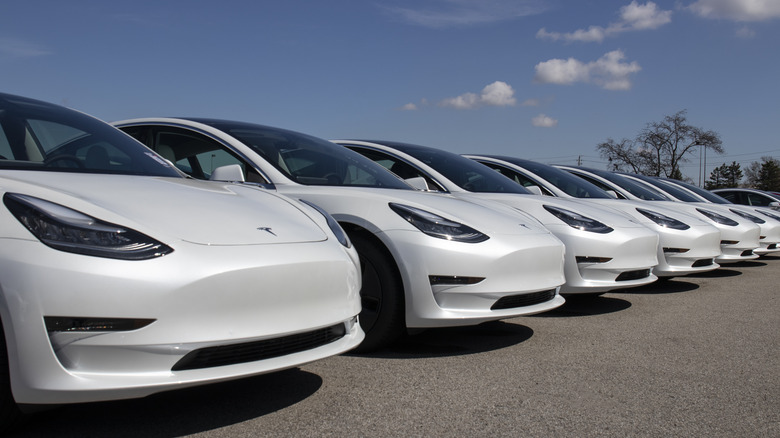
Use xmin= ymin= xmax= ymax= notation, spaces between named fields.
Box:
xmin=696 ymin=208 xmax=738 ymax=226
xmin=636 ymin=208 xmax=690 ymax=230
xmin=729 ymin=208 xmax=765 ymax=224
xmin=389 ymin=203 xmax=488 ymax=243
xmin=299 ymin=199 xmax=351 ymax=248
xmin=4 ymin=193 xmax=172 ymax=260
xmin=757 ymin=209 xmax=780 ymax=222
xmin=543 ymin=205 xmax=613 ymax=234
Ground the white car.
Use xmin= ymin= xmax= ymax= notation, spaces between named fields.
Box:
xmin=334 ymin=140 xmax=661 ymax=296
xmin=464 ymin=155 xmax=722 ymax=277
xmin=621 ymin=175 xmax=780 ymax=256
xmin=112 ymin=118 xmax=567 ymax=352
xmin=555 ymin=165 xmax=760 ymax=264
xmin=0 ymin=94 xmax=364 ymax=428
xmin=713 ymin=188 xmax=780 ymax=211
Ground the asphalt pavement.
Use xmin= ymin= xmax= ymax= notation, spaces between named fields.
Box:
xmin=9 ymin=255 xmax=779 ymax=437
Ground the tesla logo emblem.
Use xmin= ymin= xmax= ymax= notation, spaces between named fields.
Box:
xmin=257 ymin=227 xmax=276 ymax=236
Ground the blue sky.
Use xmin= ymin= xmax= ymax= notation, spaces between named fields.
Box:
xmin=2 ymin=0 xmax=779 ymax=183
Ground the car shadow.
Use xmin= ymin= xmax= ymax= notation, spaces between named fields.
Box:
xmin=532 ymin=296 xmax=632 ymax=318
xmin=686 ymin=267 xmax=743 ymax=278
xmin=8 ymin=368 xmax=322 ymax=438
xmin=612 ymin=278 xmax=701 ymax=295
xmin=354 ymin=320 xmax=534 ymax=359
xmin=719 ymin=260 xmax=767 ymax=268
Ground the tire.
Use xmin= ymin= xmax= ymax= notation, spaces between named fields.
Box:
xmin=349 ymin=233 xmax=405 ymax=352
xmin=0 ymin=320 xmax=24 ymax=433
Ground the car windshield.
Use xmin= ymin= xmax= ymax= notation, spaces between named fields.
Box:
xmin=195 ymin=120 xmax=411 ymax=189
xmin=381 ymin=142 xmax=529 ymax=194
xmin=573 ymin=168 xmax=671 ymax=201
xmin=659 ymin=178 xmax=731 ymax=204
xmin=0 ymin=94 xmax=180 ymax=177
xmin=625 ymin=174 xmax=702 ymax=202
xmin=492 ymin=156 xmax=611 ymax=199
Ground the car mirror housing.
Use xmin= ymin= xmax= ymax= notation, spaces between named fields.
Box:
xmin=210 ymin=164 xmax=246 ymax=182
xmin=525 ymin=185 xmax=543 ymax=196
xmin=404 ymin=176 xmax=430 ymax=191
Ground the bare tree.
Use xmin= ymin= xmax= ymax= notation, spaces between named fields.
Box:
xmin=597 ymin=110 xmax=723 ymax=178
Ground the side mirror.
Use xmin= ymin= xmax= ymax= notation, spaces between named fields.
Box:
xmin=769 ymin=201 xmax=780 ymax=210
xmin=525 ymin=185 xmax=543 ymax=196
xmin=605 ymin=190 xmax=619 ymax=199
xmin=404 ymin=176 xmax=430 ymax=191
xmin=210 ymin=164 xmax=245 ymax=182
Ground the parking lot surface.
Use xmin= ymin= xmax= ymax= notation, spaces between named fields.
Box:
xmin=9 ymin=256 xmax=779 ymax=437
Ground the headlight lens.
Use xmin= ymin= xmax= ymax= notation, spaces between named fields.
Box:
xmin=299 ymin=199 xmax=351 ymax=248
xmin=729 ymin=208 xmax=765 ymax=224
xmin=389 ymin=203 xmax=488 ymax=243
xmin=4 ymin=193 xmax=172 ymax=260
xmin=757 ymin=209 xmax=780 ymax=222
xmin=636 ymin=208 xmax=690 ymax=230
xmin=696 ymin=208 xmax=739 ymax=227
xmin=543 ymin=205 xmax=613 ymax=233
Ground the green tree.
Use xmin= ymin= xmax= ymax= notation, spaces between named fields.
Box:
xmin=745 ymin=157 xmax=780 ymax=191
xmin=597 ymin=110 xmax=723 ymax=177
xmin=705 ymin=161 xmax=742 ymax=189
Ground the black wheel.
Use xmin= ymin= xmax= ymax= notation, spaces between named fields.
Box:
xmin=349 ymin=233 xmax=405 ymax=352
xmin=0 ymin=320 xmax=24 ymax=433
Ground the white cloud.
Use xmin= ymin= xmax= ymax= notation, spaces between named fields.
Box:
xmin=534 ymin=50 xmax=641 ymax=91
xmin=401 ymin=103 xmax=418 ymax=111
xmin=619 ymin=1 xmax=673 ymax=29
xmin=537 ymin=1 xmax=671 ymax=43
xmin=480 ymin=81 xmax=517 ymax=106
xmin=440 ymin=92 xmax=480 ymax=109
xmin=0 ymin=37 xmax=50 ymax=58
xmin=533 ymin=58 xmax=590 ymax=85
xmin=440 ymin=81 xmax=517 ymax=109
xmin=381 ymin=0 xmax=548 ymax=28
xmin=688 ymin=0 xmax=780 ymax=21
xmin=532 ymin=114 xmax=558 ymax=127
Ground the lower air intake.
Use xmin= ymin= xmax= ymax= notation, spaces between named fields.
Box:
xmin=172 ymin=323 xmax=346 ymax=371
xmin=615 ymin=269 xmax=651 ymax=282
xmin=740 ymin=250 xmax=754 ymax=257
xmin=491 ymin=289 xmax=556 ymax=310
xmin=692 ymin=259 xmax=714 ymax=268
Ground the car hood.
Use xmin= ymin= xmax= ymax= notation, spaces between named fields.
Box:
xmin=453 ymin=192 xmax=646 ymax=229
xmin=273 ymin=185 xmax=555 ymax=237
xmin=585 ymin=198 xmax=713 ymax=227
xmin=0 ymin=172 xmax=328 ymax=245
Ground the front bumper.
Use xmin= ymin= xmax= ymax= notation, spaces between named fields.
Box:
xmin=382 ymin=229 xmax=567 ymax=328
xmin=0 ymin=238 xmax=363 ymax=405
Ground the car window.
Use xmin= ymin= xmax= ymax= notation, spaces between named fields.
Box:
xmin=747 ymin=193 xmax=771 ymax=207
xmin=0 ymin=125 xmax=13 ymax=159
xmin=368 ymin=141 xmax=529 ymax=194
xmin=717 ymin=191 xmax=736 ymax=202
xmin=201 ymin=123 xmax=411 ymax=189
xmin=568 ymin=172 xmax=628 ymax=199
xmin=122 ymin=126 xmax=268 ymax=184
xmin=347 ymin=146 xmax=446 ymax=191
xmin=0 ymin=95 xmax=179 ymax=176
xmin=478 ymin=161 xmax=555 ymax=196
